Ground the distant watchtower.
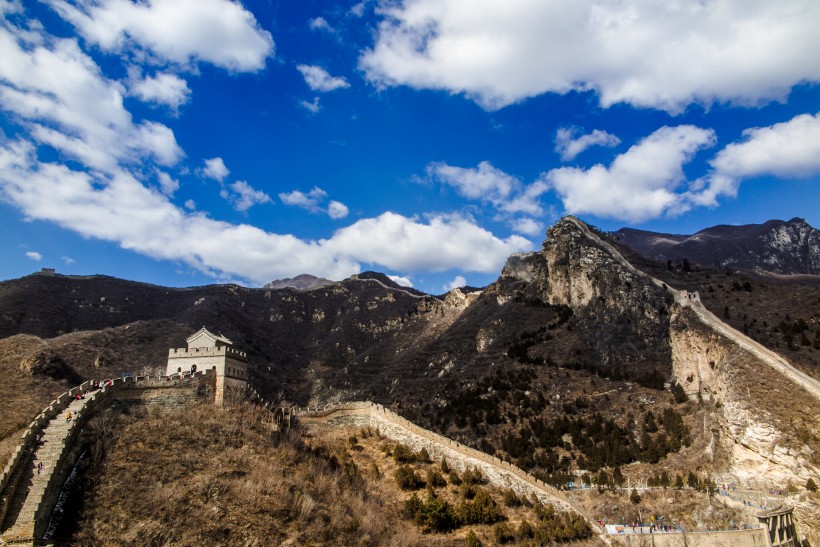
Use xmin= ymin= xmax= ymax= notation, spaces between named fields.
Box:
xmin=166 ymin=327 xmax=248 ymax=404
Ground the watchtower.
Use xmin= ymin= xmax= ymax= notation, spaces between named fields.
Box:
xmin=166 ymin=327 xmax=248 ymax=404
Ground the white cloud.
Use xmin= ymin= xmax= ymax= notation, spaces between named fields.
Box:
xmin=388 ymin=274 xmax=413 ymax=287
xmin=280 ymin=187 xmax=327 ymax=212
xmin=300 ymin=96 xmax=321 ymax=114
xmin=327 ymin=200 xmax=349 ymax=219
xmin=427 ymin=161 xmax=548 ymax=216
xmin=227 ymin=180 xmax=272 ymax=212
xmin=184 ymin=199 xmax=196 ymax=210
xmin=443 ymin=275 xmax=466 ymax=292
xmin=26 ymin=251 xmax=42 ymax=261
xmin=429 ymin=160 xmax=517 ymax=202
xmin=156 ymin=171 xmax=179 ymax=196
xmin=711 ymin=112 xmax=820 ymax=180
xmin=297 ymin=65 xmax=350 ymax=92
xmin=202 ymin=157 xmax=229 ymax=182
xmin=360 ymin=0 xmax=820 ymax=112
xmin=309 ymin=17 xmax=334 ymax=32
xmin=1 ymin=1 xmax=22 ymax=16
xmin=555 ymin=127 xmax=621 ymax=161
xmin=350 ymin=2 xmax=367 ymax=17
xmin=0 ymin=142 xmax=530 ymax=284
xmin=61 ymin=255 xmax=75 ymax=265
xmin=546 ymin=125 xmax=718 ymax=222
xmin=510 ymin=218 xmax=543 ymax=237
xmin=128 ymin=71 xmax=190 ymax=110
xmin=49 ymin=0 xmax=274 ymax=72
xmin=280 ymin=187 xmax=348 ymax=219
xmin=0 ymin=26 xmax=182 ymax=174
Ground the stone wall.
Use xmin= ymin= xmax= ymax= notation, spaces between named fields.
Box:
xmin=297 ymin=401 xmax=605 ymax=537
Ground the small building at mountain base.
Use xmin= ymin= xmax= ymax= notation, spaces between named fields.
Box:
xmin=166 ymin=327 xmax=248 ymax=404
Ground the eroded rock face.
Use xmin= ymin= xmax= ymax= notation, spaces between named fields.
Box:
xmin=670 ymin=308 xmax=820 ymax=487
xmin=540 ymin=218 xmax=672 ymax=371
xmin=501 ymin=252 xmax=544 ymax=283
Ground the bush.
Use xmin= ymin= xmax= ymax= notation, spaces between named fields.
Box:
xmin=393 ymin=443 xmax=416 ymax=463
xmin=464 ymin=529 xmax=481 ymax=547
xmin=448 ymin=470 xmax=463 ymax=486
xmin=416 ymin=493 xmax=456 ymax=532
xmin=427 ymin=469 xmax=447 ymax=488
xmin=461 ymin=467 xmax=488 ymax=485
xmin=630 ymin=488 xmax=641 ymax=505
xmin=394 ymin=465 xmax=424 ymax=490
xmin=502 ymin=488 xmax=521 ymax=507
xmin=807 ymin=478 xmax=818 ymax=492
xmin=493 ymin=522 xmax=515 ymax=543
xmin=456 ymin=488 xmax=504 ymax=525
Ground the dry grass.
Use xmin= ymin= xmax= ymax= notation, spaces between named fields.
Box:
xmin=70 ymin=401 xmax=419 ymax=546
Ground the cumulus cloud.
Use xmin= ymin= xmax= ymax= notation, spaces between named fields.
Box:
xmin=156 ymin=171 xmax=179 ymax=196
xmin=49 ymin=0 xmax=274 ymax=72
xmin=388 ymin=274 xmax=413 ymax=287
xmin=510 ymin=218 xmax=543 ymax=237
xmin=61 ymin=255 xmax=75 ymax=265
xmin=443 ymin=275 xmax=466 ymax=292
xmin=25 ymin=251 xmax=42 ymax=261
xmin=711 ymin=112 xmax=820 ymax=179
xmin=300 ymin=97 xmax=321 ymax=114
xmin=555 ymin=128 xmax=621 ymax=161
xmin=0 ymin=25 xmax=183 ymax=174
xmin=309 ymin=17 xmax=334 ymax=32
xmin=429 ymin=160 xmax=517 ymax=202
xmin=0 ymin=142 xmax=530 ymax=284
xmin=360 ymin=0 xmax=820 ymax=112
xmin=226 ymin=180 xmax=272 ymax=212
xmin=427 ymin=160 xmax=548 ymax=217
xmin=546 ymin=125 xmax=718 ymax=222
xmin=327 ymin=200 xmax=350 ymax=219
xmin=297 ymin=65 xmax=350 ymax=92
xmin=280 ymin=187 xmax=328 ymax=212
xmin=202 ymin=157 xmax=230 ymax=182
xmin=280 ymin=187 xmax=349 ymax=219
xmin=128 ymin=71 xmax=190 ymax=110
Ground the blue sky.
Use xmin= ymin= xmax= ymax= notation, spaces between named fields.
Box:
xmin=1 ymin=0 xmax=819 ymax=294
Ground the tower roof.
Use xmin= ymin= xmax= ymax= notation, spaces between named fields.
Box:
xmin=186 ymin=327 xmax=233 ymax=348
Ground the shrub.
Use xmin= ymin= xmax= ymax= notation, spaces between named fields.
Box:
xmin=493 ymin=522 xmax=515 ymax=544
xmin=461 ymin=467 xmax=488 ymax=485
xmin=393 ymin=443 xmax=416 ymax=463
xmin=448 ymin=470 xmax=462 ymax=486
xmin=395 ymin=465 xmax=424 ymax=490
xmin=427 ymin=469 xmax=447 ymax=488
xmin=807 ymin=478 xmax=818 ymax=492
xmin=464 ymin=529 xmax=481 ymax=547
xmin=630 ymin=488 xmax=641 ymax=504
xmin=416 ymin=493 xmax=456 ymax=532
xmin=456 ymin=488 xmax=504 ymax=525
xmin=502 ymin=488 xmax=521 ymax=507
xmin=440 ymin=458 xmax=450 ymax=474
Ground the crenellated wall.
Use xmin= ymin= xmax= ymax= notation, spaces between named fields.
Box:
xmin=0 ymin=370 xmax=216 ymax=543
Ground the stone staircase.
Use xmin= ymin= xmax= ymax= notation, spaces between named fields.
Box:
xmin=1 ymin=394 xmax=95 ymax=544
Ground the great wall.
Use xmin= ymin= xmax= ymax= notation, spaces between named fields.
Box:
xmin=0 ymin=218 xmax=813 ymax=545
xmin=565 ymin=216 xmax=820 ymax=400
xmin=0 ymin=379 xmax=803 ymax=546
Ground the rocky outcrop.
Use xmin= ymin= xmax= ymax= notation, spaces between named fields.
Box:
xmin=545 ymin=217 xmax=819 ymax=497
xmin=540 ymin=217 xmax=672 ymax=371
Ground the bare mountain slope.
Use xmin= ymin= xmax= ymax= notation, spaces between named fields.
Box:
xmin=615 ymin=217 xmax=819 ymax=275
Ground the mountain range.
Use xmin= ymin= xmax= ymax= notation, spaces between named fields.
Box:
xmin=0 ymin=216 xmax=818 ymax=540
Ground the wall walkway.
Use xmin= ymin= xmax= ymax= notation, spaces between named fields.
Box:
xmin=0 ymin=372 xmax=212 ymax=545
xmin=296 ymin=401 xmax=608 ymax=541
xmin=565 ymin=217 xmax=820 ymax=401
